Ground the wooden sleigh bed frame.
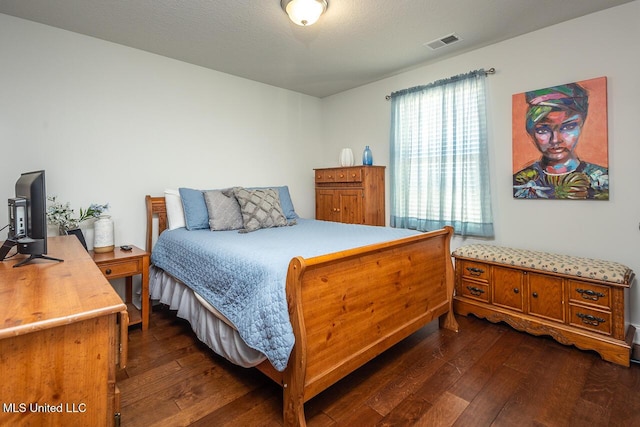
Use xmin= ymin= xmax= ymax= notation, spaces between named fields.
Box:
xmin=145 ymin=195 xmax=459 ymax=426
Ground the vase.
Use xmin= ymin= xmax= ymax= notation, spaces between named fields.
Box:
xmin=93 ymin=215 xmax=114 ymax=253
xmin=362 ymin=145 xmax=373 ymax=165
xmin=339 ymin=148 xmax=355 ymax=167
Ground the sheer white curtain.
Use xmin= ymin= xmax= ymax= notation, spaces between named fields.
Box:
xmin=389 ymin=69 xmax=494 ymax=237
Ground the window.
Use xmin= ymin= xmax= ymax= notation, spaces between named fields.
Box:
xmin=389 ymin=70 xmax=494 ymax=237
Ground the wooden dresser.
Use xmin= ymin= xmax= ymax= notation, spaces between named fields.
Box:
xmin=453 ymin=244 xmax=635 ymax=366
xmin=0 ymin=236 xmax=128 ymax=426
xmin=314 ymin=165 xmax=385 ymax=225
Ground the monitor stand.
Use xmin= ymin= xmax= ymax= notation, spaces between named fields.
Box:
xmin=13 ymin=253 xmax=64 ymax=268
xmin=0 ymin=239 xmax=16 ymax=261
xmin=0 ymin=239 xmax=64 ymax=267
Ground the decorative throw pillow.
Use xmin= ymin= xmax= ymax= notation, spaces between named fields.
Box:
xmin=249 ymin=186 xmax=299 ymax=220
xmin=203 ymin=189 xmax=243 ymax=231
xmin=233 ymin=188 xmax=288 ymax=232
xmin=179 ymin=187 xmax=210 ymax=230
xmin=164 ymin=189 xmax=186 ymax=230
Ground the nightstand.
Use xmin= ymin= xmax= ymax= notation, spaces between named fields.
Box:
xmin=91 ymin=245 xmax=150 ymax=331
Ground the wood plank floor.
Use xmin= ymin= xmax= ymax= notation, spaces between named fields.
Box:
xmin=117 ymin=305 xmax=640 ymax=426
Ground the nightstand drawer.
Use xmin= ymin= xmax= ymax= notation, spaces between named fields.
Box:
xmin=98 ymin=259 xmax=142 ymax=279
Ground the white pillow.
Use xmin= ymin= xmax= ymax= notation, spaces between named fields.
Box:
xmin=164 ymin=189 xmax=186 ymax=230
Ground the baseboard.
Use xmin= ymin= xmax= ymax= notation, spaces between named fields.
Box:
xmin=632 ymin=343 xmax=640 ymax=364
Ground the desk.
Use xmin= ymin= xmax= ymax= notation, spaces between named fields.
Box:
xmin=0 ymin=235 xmax=128 ymax=426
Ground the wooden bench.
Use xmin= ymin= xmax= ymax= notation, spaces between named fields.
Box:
xmin=452 ymin=244 xmax=635 ymax=366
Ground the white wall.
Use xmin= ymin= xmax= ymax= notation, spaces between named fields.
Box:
xmin=0 ymin=13 xmax=322 ymax=251
xmin=2 ymin=3 xmax=639 ymax=339
xmin=321 ymin=2 xmax=640 ymax=337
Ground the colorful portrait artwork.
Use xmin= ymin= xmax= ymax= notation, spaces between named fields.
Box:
xmin=512 ymin=76 xmax=608 ymax=200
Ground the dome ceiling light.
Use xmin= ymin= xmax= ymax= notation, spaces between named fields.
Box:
xmin=281 ymin=0 xmax=328 ymax=27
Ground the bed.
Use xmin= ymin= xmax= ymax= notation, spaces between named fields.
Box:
xmin=145 ymin=192 xmax=458 ymax=426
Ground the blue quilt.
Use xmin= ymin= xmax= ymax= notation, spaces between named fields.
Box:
xmin=150 ymin=218 xmax=419 ymax=371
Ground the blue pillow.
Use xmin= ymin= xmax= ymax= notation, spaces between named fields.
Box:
xmin=178 ymin=187 xmax=210 ymax=230
xmin=249 ymin=186 xmax=298 ymax=220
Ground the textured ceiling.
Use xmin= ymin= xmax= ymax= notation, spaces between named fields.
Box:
xmin=0 ymin=0 xmax=634 ymax=98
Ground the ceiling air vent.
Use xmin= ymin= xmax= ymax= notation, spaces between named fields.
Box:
xmin=424 ymin=33 xmax=461 ymax=50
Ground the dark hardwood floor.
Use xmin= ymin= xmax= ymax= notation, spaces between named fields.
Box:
xmin=117 ymin=306 xmax=640 ymax=426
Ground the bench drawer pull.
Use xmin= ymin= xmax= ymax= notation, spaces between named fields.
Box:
xmin=577 ymin=312 xmax=606 ymax=326
xmin=466 ymin=267 xmax=485 ymax=276
xmin=466 ymin=286 xmax=485 ymax=296
xmin=576 ymin=288 xmax=605 ymax=301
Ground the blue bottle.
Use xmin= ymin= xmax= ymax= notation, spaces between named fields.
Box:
xmin=362 ymin=145 xmax=373 ymax=165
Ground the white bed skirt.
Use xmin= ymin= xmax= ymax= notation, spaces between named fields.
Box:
xmin=149 ymin=265 xmax=267 ymax=368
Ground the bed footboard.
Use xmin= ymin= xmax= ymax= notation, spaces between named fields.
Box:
xmin=281 ymin=226 xmax=457 ymax=426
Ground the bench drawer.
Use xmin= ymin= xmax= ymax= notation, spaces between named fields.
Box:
xmin=569 ymin=280 xmax=611 ymax=310
xmin=569 ymin=304 xmax=612 ymax=335
xmin=459 ymin=279 xmax=489 ymax=302
xmin=459 ymin=260 xmax=490 ymax=281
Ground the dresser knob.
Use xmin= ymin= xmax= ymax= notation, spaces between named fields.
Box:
xmin=532 ymin=292 xmax=538 ymax=298
xmin=513 ymin=288 xmax=519 ymax=294
xmin=105 ymin=269 xmax=112 ymax=275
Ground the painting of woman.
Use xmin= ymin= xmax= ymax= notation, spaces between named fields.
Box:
xmin=512 ymin=77 xmax=608 ymax=200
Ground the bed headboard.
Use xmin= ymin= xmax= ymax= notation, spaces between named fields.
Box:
xmin=145 ymin=195 xmax=167 ymax=253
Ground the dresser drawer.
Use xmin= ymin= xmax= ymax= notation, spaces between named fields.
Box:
xmin=337 ymin=168 xmax=362 ymax=182
xmin=568 ymin=280 xmax=611 ymax=309
xmin=459 ymin=278 xmax=489 ymax=302
xmin=98 ymin=259 xmax=142 ymax=279
xmin=459 ymin=260 xmax=490 ymax=282
xmin=315 ymin=169 xmax=335 ymax=183
xmin=569 ymin=304 xmax=612 ymax=335
xmin=316 ymin=168 xmax=363 ymax=183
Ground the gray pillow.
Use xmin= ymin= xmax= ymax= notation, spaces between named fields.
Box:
xmin=203 ymin=188 xmax=243 ymax=231
xmin=233 ymin=188 xmax=288 ymax=232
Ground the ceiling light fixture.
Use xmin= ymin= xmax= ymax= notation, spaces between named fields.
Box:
xmin=281 ymin=0 xmax=328 ymax=27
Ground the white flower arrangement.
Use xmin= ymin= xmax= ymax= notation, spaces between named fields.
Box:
xmin=46 ymin=196 xmax=109 ymax=232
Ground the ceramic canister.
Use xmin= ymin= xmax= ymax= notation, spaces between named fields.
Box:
xmin=93 ymin=215 xmax=115 ymax=253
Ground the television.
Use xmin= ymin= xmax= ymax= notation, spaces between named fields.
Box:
xmin=0 ymin=170 xmax=63 ymax=267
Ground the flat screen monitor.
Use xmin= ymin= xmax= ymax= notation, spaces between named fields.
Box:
xmin=1 ymin=170 xmax=63 ymax=267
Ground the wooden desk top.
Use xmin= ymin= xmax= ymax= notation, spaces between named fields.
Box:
xmin=0 ymin=235 xmax=126 ymax=339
